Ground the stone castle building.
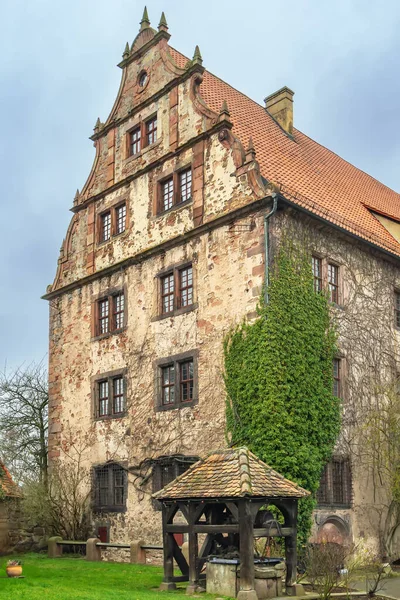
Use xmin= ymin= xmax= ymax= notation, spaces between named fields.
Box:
xmin=44 ymin=9 xmax=400 ymax=552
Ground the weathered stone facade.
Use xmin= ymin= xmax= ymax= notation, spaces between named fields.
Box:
xmin=45 ymin=10 xmax=400 ymax=553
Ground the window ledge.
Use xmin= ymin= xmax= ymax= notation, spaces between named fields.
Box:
xmin=124 ymin=138 xmax=162 ymax=164
xmin=316 ymin=504 xmax=352 ymax=510
xmin=91 ymin=327 xmax=127 ymax=342
xmin=94 ymin=413 xmax=127 ymax=422
xmin=152 ymin=198 xmax=193 ymax=220
xmin=92 ymin=506 xmax=127 ymax=514
xmin=97 ymin=230 xmax=129 ymax=248
xmin=156 ymin=398 xmax=198 ymax=412
xmin=151 ymin=303 xmax=198 ymax=323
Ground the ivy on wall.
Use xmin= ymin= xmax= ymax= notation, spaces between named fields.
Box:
xmin=224 ymin=241 xmax=341 ymax=545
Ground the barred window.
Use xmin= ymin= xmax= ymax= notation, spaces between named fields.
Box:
xmin=317 ymin=458 xmax=351 ymax=507
xmin=101 ymin=212 xmax=111 ymax=242
xmin=152 ymin=455 xmax=198 ymax=508
xmin=179 ymin=168 xmax=192 ymax=203
xmin=328 ymin=263 xmax=339 ymax=304
xmin=312 ymin=256 xmax=322 ymax=293
xmin=96 ymin=291 xmax=125 ymax=336
xmin=129 ymin=127 xmax=141 ymax=156
xmin=157 ymin=352 xmax=197 ymax=410
xmin=116 ymin=204 xmax=126 ymax=234
xmin=95 ymin=374 xmax=126 ymax=418
xmin=162 ymin=178 xmax=174 ymax=211
xmin=146 ymin=116 xmax=157 ymax=146
xmin=395 ymin=291 xmax=400 ymax=329
xmin=93 ymin=464 xmax=127 ymax=511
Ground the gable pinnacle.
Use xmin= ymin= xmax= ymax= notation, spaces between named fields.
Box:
xmin=158 ymin=11 xmax=168 ymax=31
xmin=192 ymin=45 xmax=203 ymax=65
xmin=94 ymin=117 xmax=101 ymax=132
xmin=140 ymin=6 xmax=150 ymax=30
xmin=220 ymin=100 xmax=230 ymax=116
xmin=246 ymin=136 xmax=256 ymax=161
xmin=122 ymin=42 xmax=130 ymax=59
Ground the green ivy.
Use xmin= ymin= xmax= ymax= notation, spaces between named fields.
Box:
xmin=224 ymin=240 xmax=341 ymax=546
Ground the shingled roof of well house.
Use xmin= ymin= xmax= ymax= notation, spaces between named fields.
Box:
xmin=169 ymin=47 xmax=400 ymax=258
xmin=153 ymin=447 xmax=310 ymax=500
xmin=0 ymin=461 xmax=22 ymax=498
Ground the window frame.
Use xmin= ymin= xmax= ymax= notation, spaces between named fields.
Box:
xmin=312 ymin=255 xmax=323 ymax=293
xmin=93 ymin=463 xmax=128 ymax=513
xmin=93 ymin=288 xmax=126 ymax=339
xmin=126 ymin=113 xmax=158 ymax=158
xmin=156 ymin=263 xmax=195 ymax=318
xmin=333 ymin=358 xmax=341 ymax=398
xmin=92 ymin=369 xmax=127 ymax=420
xmin=156 ymin=165 xmax=193 ymax=215
xmin=395 ymin=290 xmax=400 ymax=330
xmin=316 ymin=457 xmax=352 ymax=508
xmin=328 ymin=262 xmax=340 ymax=304
xmin=97 ymin=200 xmax=128 ymax=245
xmin=155 ymin=350 xmax=199 ymax=412
xmin=311 ymin=254 xmax=342 ymax=305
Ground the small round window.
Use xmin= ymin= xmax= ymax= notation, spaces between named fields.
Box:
xmin=138 ymin=71 xmax=148 ymax=87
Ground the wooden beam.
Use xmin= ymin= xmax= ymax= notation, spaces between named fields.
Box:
xmin=162 ymin=506 xmax=175 ymax=587
xmin=225 ymin=501 xmax=239 ymax=522
xmin=253 ymin=527 xmax=294 ymax=537
xmin=188 ymin=503 xmax=199 ymax=588
xmin=172 ymin=538 xmax=189 ymax=576
xmin=193 ymin=524 xmax=239 ymax=534
xmin=238 ymin=500 xmax=256 ymax=593
xmin=165 ymin=525 xmax=189 ymax=533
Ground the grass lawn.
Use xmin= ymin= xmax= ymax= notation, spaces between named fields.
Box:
xmin=0 ymin=553 xmax=230 ymax=600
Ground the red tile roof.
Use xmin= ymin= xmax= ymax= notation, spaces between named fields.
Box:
xmin=153 ymin=447 xmax=310 ymax=500
xmin=0 ymin=461 xmax=21 ymax=498
xmin=170 ymin=47 xmax=400 ymax=257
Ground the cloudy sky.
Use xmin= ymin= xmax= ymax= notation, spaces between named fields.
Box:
xmin=1 ymin=0 xmax=399 ymax=371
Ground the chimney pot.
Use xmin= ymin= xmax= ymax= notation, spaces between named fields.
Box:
xmin=264 ymin=86 xmax=294 ymax=136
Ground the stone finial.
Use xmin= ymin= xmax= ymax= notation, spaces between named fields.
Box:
xmin=122 ymin=42 xmax=130 ymax=59
xmin=140 ymin=6 xmax=150 ymax=30
xmin=73 ymin=189 xmax=80 ymax=205
xmin=192 ymin=45 xmax=203 ymax=65
xmin=94 ymin=117 xmax=101 ymax=133
xmin=246 ymin=137 xmax=256 ymax=162
xmin=158 ymin=11 xmax=168 ymax=32
xmin=218 ymin=100 xmax=232 ymax=124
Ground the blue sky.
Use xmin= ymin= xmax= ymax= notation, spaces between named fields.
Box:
xmin=0 ymin=0 xmax=399 ymax=370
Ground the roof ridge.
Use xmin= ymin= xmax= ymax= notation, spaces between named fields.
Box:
xmin=238 ymin=447 xmax=252 ymax=496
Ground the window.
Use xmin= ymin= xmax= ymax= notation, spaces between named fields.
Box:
xmin=96 ymin=374 xmax=126 ymax=418
xmin=129 ymin=127 xmax=141 ymax=156
xmin=395 ymin=291 xmax=400 ymax=329
xmin=162 ymin=178 xmax=174 ymax=212
xmin=312 ymin=256 xmax=322 ymax=293
xmin=317 ymin=457 xmax=352 ymax=507
xmin=152 ymin=455 xmax=198 ymax=508
xmin=101 ymin=212 xmax=111 ymax=242
xmin=157 ymin=167 xmax=193 ymax=214
xmin=159 ymin=264 xmax=194 ymax=316
xmin=138 ymin=71 xmax=148 ymax=87
xmin=95 ymin=291 xmax=125 ymax=336
xmin=93 ymin=463 xmax=127 ymax=512
xmin=178 ymin=168 xmax=192 ymax=204
xmin=156 ymin=351 xmax=198 ymax=411
xmin=116 ymin=204 xmax=126 ymax=234
xmin=328 ymin=263 xmax=339 ymax=304
xmin=146 ymin=116 xmax=157 ymax=146
xmin=333 ymin=358 xmax=341 ymax=397
xmin=98 ymin=202 xmax=128 ymax=243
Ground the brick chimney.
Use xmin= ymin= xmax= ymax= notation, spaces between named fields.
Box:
xmin=265 ymin=86 xmax=294 ymax=135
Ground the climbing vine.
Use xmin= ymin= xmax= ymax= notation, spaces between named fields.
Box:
xmin=224 ymin=240 xmax=341 ymax=545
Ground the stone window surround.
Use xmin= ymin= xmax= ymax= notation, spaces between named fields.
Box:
xmin=333 ymin=353 xmax=346 ymax=401
xmin=92 ymin=461 xmax=128 ymax=513
xmin=124 ymin=111 xmax=161 ymax=162
xmin=91 ymin=367 xmax=128 ymax=421
xmin=316 ymin=456 xmax=352 ymax=509
xmin=153 ymin=163 xmax=193 ymax=216
xmin=91 ymin=285 xmax=127 ymax=341
xmin=96 ymin=194 xmax=130 ymax=246
xmin=154 ymin=349 xmax=199 ymax=412
xmin=152 ymin=260 xmax=198 ymax=321
xmin=394 ymin=288 xmax=400 ymax=330
xmin=312 ymin=253 xmax=344 ymax=306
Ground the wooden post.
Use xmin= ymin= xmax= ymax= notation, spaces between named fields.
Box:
xmin=284 ymin=500 xmax=298 ymax=589
xmin=48 ymin=536 xmax=63 ymax=558
xmin=130 ymin=539 xmax=146 ymax=564
xmin=186 ymin=502 xmax=200 ymax=594
xmin=237 ymin=500 xmax=258 ymax=600
xmin=160 ymin=503 xmax=176 ymax=591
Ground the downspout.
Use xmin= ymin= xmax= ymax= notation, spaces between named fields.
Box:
xmin=264 ymin=193 xmax=278 ymax=304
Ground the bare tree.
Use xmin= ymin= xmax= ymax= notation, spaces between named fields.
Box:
xmin=0 ymin=362 xmax=48 ymax=485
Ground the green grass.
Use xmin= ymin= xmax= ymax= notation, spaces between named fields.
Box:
xmin=0 ymin=553 xmax=226 ymax=600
